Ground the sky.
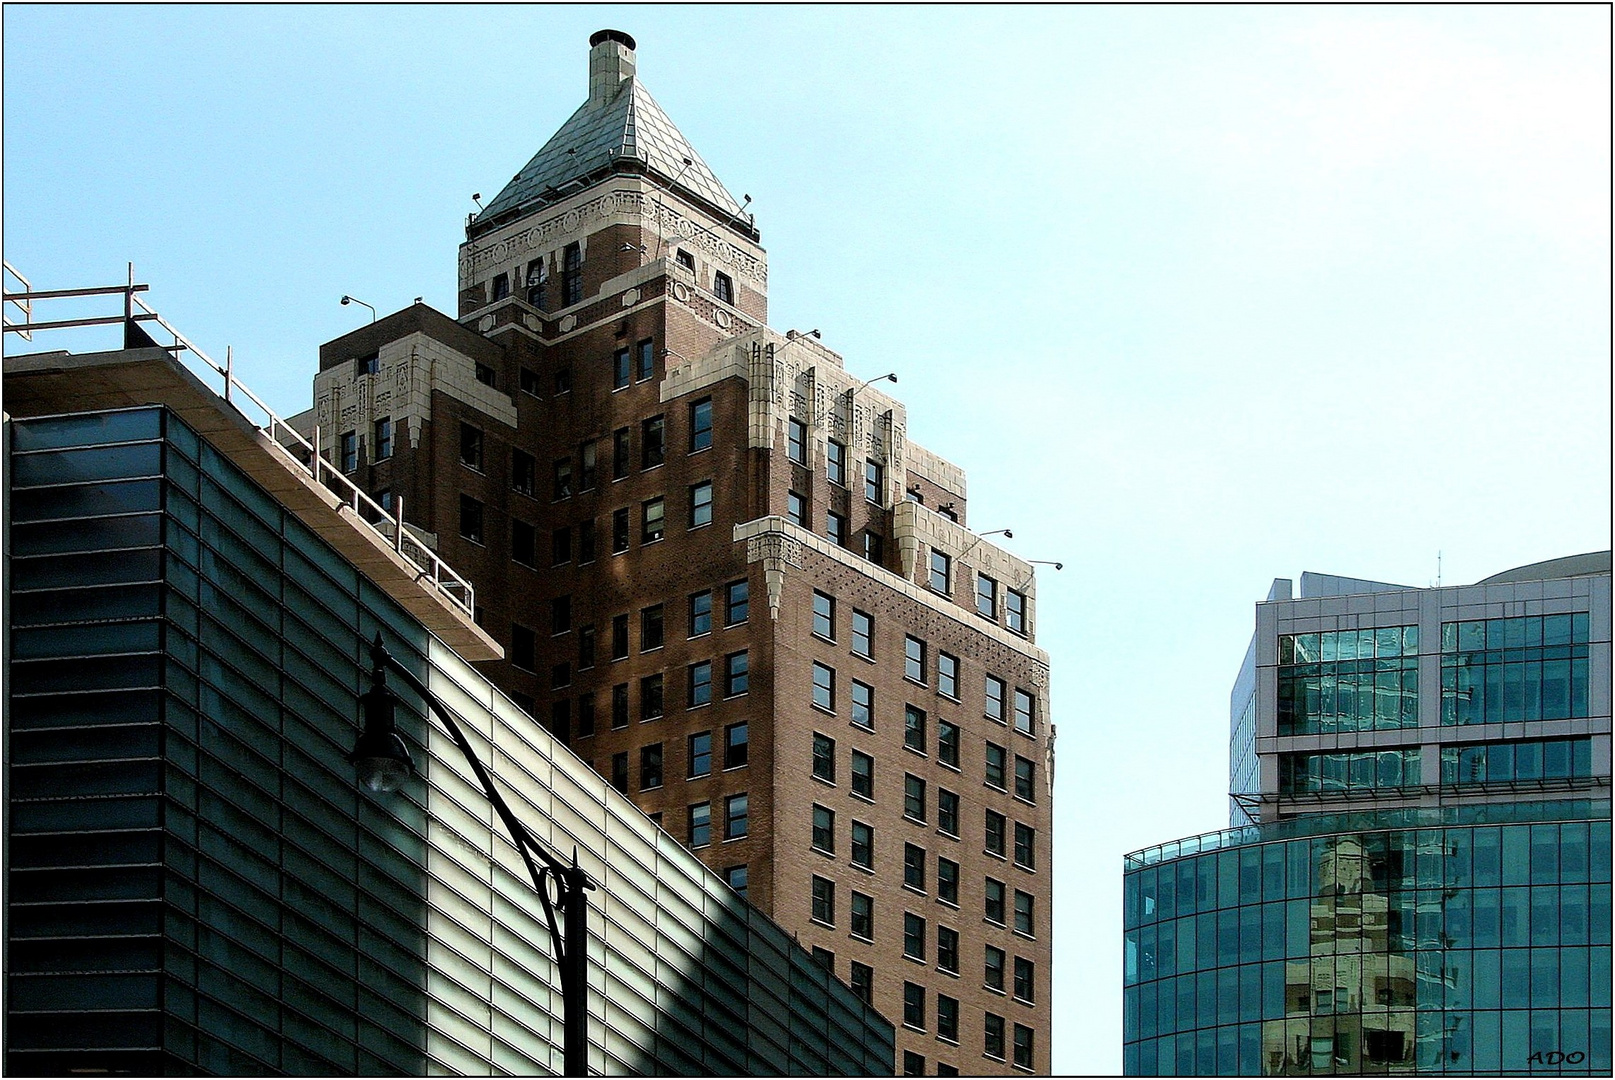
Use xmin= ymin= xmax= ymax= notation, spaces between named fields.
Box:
xmin=4 ymin=4 xmax=1610 ymax=1074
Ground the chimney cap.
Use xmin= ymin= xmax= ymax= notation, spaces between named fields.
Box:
xmin=590 ymin=28 xmax=636 ymax=50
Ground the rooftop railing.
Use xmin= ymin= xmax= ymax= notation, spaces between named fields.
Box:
xmin=3 ymin=263 xmax=476 ymax=620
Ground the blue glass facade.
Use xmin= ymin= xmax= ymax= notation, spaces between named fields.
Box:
xmin=6 ymin=404 xmax=894 ymax=1075
xmin=1123 ymin=803 xmax=1612 ymax=1076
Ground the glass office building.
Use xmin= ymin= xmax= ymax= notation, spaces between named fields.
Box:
xmin=5 ymin=392 xmax=895 ymax=1075
xmin=1126 ymin=561 xmax=1612 ymax=1075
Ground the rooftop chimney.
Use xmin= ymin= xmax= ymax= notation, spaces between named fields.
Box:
xmin=588 ymin=29 xmax=636 ymax=107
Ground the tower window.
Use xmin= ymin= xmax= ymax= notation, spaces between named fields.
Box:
xmin=713 ymin=270 xmax=734 ymax=305
xmin=676 ymin=249 xmax=695 ymax=271
xmin=562 ymin=242 xmax=582 ymax=306
xmin=526 ymin=258 xmax=546 ymax=307
xmin=865 ymin=460 xmax=884 ymax=505
xmin=373 ymin=417 xmax=392 ymax=460
xmin=690 ymin=397 xmax=713 ymax=451
xmin=340 ymin=431 xmax=357 ymax=473
xmin=491 ymin=273 xmax=510 ymax=301
xmin=637 ymin=338 xmax=655 ymax=381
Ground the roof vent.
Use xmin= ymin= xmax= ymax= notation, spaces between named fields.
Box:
xmin=589 ymin=29 xmax=637 ymax=107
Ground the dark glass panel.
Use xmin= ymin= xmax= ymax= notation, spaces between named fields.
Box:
xmin=9 ymin=442 xmax=163 ymax=488
xmin=9 ymin=866 xmax=162 ymax=903
xmin=11 ymin=795 xmax=160 ymax=833
xmin=10 ymin=620 xmax=161 ymax=660
xmin=10 ymin=759 xmax=161 ymax=799
xmin=10 ymin=479 xmax=161 ymax=523
xmin=10 ymin=549 xmax=162 ymax=591
xmin=10 ymin=512 xmax=162 ymax=556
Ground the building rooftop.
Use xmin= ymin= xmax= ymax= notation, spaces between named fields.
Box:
xmin=475 ymin=30 xmax=749 ymax=234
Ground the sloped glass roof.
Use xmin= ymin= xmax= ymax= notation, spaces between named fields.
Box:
xmin=479 ymin=76 xmax=745 ymax=223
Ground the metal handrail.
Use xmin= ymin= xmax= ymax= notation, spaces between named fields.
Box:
xmin=3 ymin=266 xmax=477 ymax=619
xmin=3 ymin=261 xmax=33 ymax=341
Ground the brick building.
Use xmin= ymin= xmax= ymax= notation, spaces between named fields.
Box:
xmin=297 ymin=30 xmax=1054 ymax=1075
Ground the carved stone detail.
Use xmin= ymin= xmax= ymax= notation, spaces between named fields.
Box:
xmin=746 ymin=531 xmax=803 ymax=620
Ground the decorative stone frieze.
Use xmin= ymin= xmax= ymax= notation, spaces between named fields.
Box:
xmin=745 ymin=531 xmax=804 ymax=619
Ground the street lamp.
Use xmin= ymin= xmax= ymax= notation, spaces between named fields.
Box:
xmin=340 ymin=295 xmax=376 ymax=323
xmin=351 ymin=634 xmax=595 ymax=1076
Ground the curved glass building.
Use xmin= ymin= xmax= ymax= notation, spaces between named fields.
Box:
xmin=1125 ymin=559 xmax=1611 ymax=1075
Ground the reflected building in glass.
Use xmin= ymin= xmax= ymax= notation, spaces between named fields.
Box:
xmin=1125 ymin=559 xmax=1612 ymax=1075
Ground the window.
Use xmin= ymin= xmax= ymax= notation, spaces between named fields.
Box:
xmin=641 ymin=605 xmax=664 ymax=651
xmin=905 ymin=636 xmax=926 ymax=683
xmin=938 ymin=789 xmax=960 ymax=836
xmin=938 ymin=926 xmax=959 ymax=974
xmin=550 ymin=526 xmax=569 ymax=566
xmin=826 ymin=510 xmax=847 ymax=547
xmin=373 ymin=417 xmax=392 ymax=460
xmin=640 ymin=743 xmax=663 ymax=791
xmin=551 ymin=662 xmax=571 ymax=690
xmin=903 ymin=1051 xmax=924 ymax=1078
xmin=491 ymin=272 xmax=510 ymax=300
xmin=938 ymin=652 xmax=958 ymax=698
xmin=642 ymin=497 xmax=664 ymax=543
xmin=578 ymin=441 xmax=597 ymax=489
xmin=340 ymin=431 xmax=358 ymax=472
xmin=865 ymin=459 xmax=884 ymax=504
xmin=903 ymin=913 xmax=926 ymax=961
xmin=476 ymin=363 xmax=497 ymax=388
xmin=460 ymin=423 xmax=483 ymax=470
xmin=849 ymin=819 xmax=874 ymax=869
xmin=553 ymin=456 xmax=573 ymax=500
xmin=812 ymin=946 xmax=834 ymax=973
xmin=985 ymin=946 xmax=1006 ymax=991
xmin=576 ymin=692 xmax=595 ymax=737
xmin=1014 ymin=823 xmax=1036 ymax=870
xmin=813 ymin=591 xmax=835 ymax=639
xmin=986 ymin=742 xmax=1007 ymax=789
xmin=851 ymin=891 xmax=873 ymax=940
xmin=512 ymin=521 xmax=537 ymax=567
xmin=827 ymin=439 xmax=846 ymax=485
xmin=1014 ymin=689 xmax=1035 ymax=736
xmin=562 ymin=242 xmax=582 ymax=305
xmin=811 ymin=806 xmax=834 ymax=853
xmin=636 ymin=338 xmax=654 ymax=382
xmin=929 ymin=549 xmax=951 ymax=594
xmin=976 ymin=574 xmax=996 ymax=618
xmin=676 ymin=248 xmax=695 ymax=271
xmin=905 ymin=705 xmax=927 ymax=753
xmin=725 ymin=652 xmax=749 ymax=696
xmin=690 ymin=397 xmax=713 ymax=451
xmin=550 ymin=700 xmax=571 ymax=741
xmin=851 ymin=681 xmax=874 ymax=729
xmin=611 ymin=614 xmax=629 ymax=660
xmin=1015 ymin=756 xmax=1036 ymax=802
xmin=1012 ymin=957 xmax=1036 ymax=1004
xmin=578 ymin=519 xmax=595 ymax=562
xmin=688 ymin=732 xmax=712 ymax=778
xmin=986 ymin=676 xmax=1007 ymax=723
xmin=611 ymin=752 xmax=628 ymax=793
xmin=526 ymin=258 xmax=546 ymax=307
xmin=612 ymin=508 xmax=630 ymax=553
xmin=688 ymin=802 xmax=711 ymax=847
xmin=1006 ymin=589 xmax=1026 ymax=634
xmin=511 ymin=624 xmax=536 ymax=671
xmin=613 ymin=427 xmax=630 ymax=478
xmin=851 ymin=750 xmax=873 ymax=799
xmin=852 ymin=610 xmax=873 ymax=657
xmin=1013 ymin=1024 xmax=1033 ymax=1070
xmin=985 ymin=1013 xmax=1005 ymax=1060
xmin=726 ymin=864 xmax=748 ymax=899
xmin=355 ymin=352 xmax=379 ymax=376
xmin=808 ymin=662 xmax=835 ymax=711
xmin=689 ymin=590 xmax=712 ymax=636
xmin=552 ymin=595 xmax=572 ymax=635
xmin=726 ymin=579 xmax=749 ymax=624
xmin=725 ymin=722 xmax=748 ymax=768
xmin=553 ymin=367 xmax=571 ymax=394
xmin=904 ymin=843 xmax=926 ymax=892
xmin=986 ymin=810 xmax=1006 ymax=857
xmin=636 ymin=418 xmax=665 ymax=472
xmin=904 ymin=774 xmax=926 ymax=823
xmin=903 ymin=981 xmax=925 ymax=1028
xmin=849 ymin=962 xmax=873 ymax=1005
xmin=713 ymin=270 xmax=734 ymax=305
xmin=787 ymin=417 xmax=808 ymax=464
xmin=688 ymin=661 xmax=712 ymax=707
xmin=938 ymin=720 xmax=960 ymax=768
xmin=787 ymin=490 xmax=807 ymax=526
xmin=640 ymin=674 xmax=663 ymax=720
xmin=521 ymin=366 xmax=542 ymax=395
xmin=459 ymin=495 xmax=484 ymax=543
xmin=937 ymin=994 xmax=958 ymax=1042
xmin=1014 ymin=890 xmax=1034 ymax=936
xmin=725 ymin=793 xmax=748 ymax=839
xmin=611 ymin=684 xmax=628 ymax=729
xmin=811 ymin=732 xmax=836 ymax=782
xmin=863 ymin=530 xmax=884 ymax=563
xmin=938 ymin=857 xmax=959 ymax=905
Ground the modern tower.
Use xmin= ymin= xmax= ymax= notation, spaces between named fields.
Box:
xmin=1124 ymin=554 xmax=1611 ymax=1075
xmin=300 ymin=31 xmax=1055 ymax=1076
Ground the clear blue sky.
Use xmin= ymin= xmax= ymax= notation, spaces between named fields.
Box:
xmin=5 ymin=5 xmax=1609 ymax=1073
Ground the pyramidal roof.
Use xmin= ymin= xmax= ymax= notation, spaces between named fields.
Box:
xmin=477 ymin=31 xmax=746 ymax=228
